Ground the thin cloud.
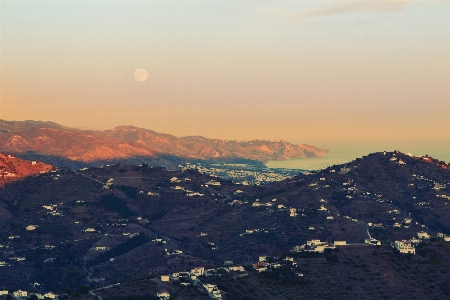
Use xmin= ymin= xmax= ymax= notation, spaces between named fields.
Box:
xmin=292 ymin=0 xmax=418 ymax=20
xmin=256 ymin=0 xmax=420 ymax=22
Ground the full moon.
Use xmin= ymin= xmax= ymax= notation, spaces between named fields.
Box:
xmin=134 ymin=68 xmax=148 ymax=82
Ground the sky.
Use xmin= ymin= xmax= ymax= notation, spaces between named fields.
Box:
xmin=1 ymin=1 xmax=449 ymax=155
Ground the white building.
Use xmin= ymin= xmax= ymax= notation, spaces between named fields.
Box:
xmin=289 ymin=208 xmax=297 ymax=217
xmin=191 ymin=266 xmax=205 ymax=276
xmin=157 ymin=291 xmax=171 ymax=299
xmin=26 ymin=225 xmax=38 ymax=231
xmin=417 ymin=231 xmax=430 ymax=239
xmin=43 ymin=292 xmax=58 ymax=299
xmin=394 ymin=240 xmax=415 ymax=254
xmin=13 ymin=290 xmax=28 ymax=297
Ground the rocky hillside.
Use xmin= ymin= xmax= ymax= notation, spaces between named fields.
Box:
xmin=0 ymin=151 xmax=449 ymax=298
xmin=0 ymin=120 xmax=328 ymax=168
xmin=0 ymin=153 xmax=53 ymax=187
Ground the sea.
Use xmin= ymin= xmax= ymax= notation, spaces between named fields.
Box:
xmin=266 ymin=139 xmax=450 ymax=171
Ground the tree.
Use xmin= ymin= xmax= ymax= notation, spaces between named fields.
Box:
xmin=78 ymin=285 xmax=90 ymax=294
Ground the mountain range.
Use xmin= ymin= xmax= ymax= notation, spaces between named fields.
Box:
xmin=0 ymin=119 xmax=328 ymax=169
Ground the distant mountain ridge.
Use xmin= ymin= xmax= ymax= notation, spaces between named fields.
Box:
xmin=0 ymin=120 xmax=328 ymax=168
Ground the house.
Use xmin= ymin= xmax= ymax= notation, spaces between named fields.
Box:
xmin=307 ymin=240 xmax=325 ymax=247
xmin=334 ymin=241 xmax=347 ymax=246
xmin=409 ymin=237 xmax=421 ymax=245
xmin=259 ymin=256 xmax=268 ymax=262
xmin=43 ymin=292 xmax=58 ymax=299
xmin=252 ymin=262 xmax=268 ymax=272
xmin=394 ymin=240 xmax=415 ymax=254
xmin=365 ymin=238 xmax=381 ymax=246
xmin=157 ymin=291 xmax=171 ymax=299
xmin=290 ymin=208 xmax=297 ymax=217
xmin=187 ymin=192 xmax=204 ymax=197
xmin=13 ymin=290 xmax=28 ymax=297
xmin=26 ymin=225 xmax=38 ymax=231
xmin=191 ymin=266 xmax=205 ymax=276
xmin=203 ymin=283 xmax=216 ymax=292
xmin=210 ymin=181 xmax=221 ymax=186
xmin=94 ymin=246 xmax=109 ymax=251
xmin=317 ymin=205 xmax=327 ymax=211
xmin=229 ymin=265 xmax=245 ymax=272
xmin=417 ymin=231 xmax=430 ymax=239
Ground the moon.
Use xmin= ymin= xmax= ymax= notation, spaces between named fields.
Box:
xmin=134 ymin=68 xmax=148 ymax=82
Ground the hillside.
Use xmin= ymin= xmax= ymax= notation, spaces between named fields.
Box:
xmin=0 ymin=151 xmax=449 ymax=299
xmin=0 ymin=153 xmax=54 ymax=187
xmin=0 ymin=120 xmax=328 ymax=169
